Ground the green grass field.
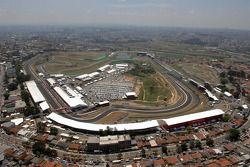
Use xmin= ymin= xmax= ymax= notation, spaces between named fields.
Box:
xmin=138 ymin=74 xmax=171 ymax=102
xmin=43 ymin=51 xmax=110 ymax=76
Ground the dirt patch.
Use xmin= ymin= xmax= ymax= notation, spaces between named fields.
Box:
xmin=96 ymin=112 xmax=128 ymax=124
xmin=178 ymin=62 xmax=220 ymax=85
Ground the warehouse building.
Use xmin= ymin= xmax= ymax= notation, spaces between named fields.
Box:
xmin=53 ymin=86 xmax=87 ymax=110
xmin=25 ymin=81 xmax=45 ymax=103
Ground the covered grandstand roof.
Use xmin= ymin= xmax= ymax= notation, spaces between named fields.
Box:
xmin=25 ymin=80 xmax=45 ymax=103
xmin=54 ymin=86 xmax=87 ymax=109
xmin=47 ymin=109 xmax=224 ymax=132
xmin=163 ymin=109 xmax=224 ymax=126
xmin=47 ymin=112 xmax=159 ymax=132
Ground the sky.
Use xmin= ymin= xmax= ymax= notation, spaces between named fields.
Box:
xmin=0 ymin=0 xmax=250 ymax=30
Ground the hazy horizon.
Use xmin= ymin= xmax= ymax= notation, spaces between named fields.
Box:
xmin=1 ymin=0 xmax=250 ymax=30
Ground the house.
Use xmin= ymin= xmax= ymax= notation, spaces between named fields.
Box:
xmin=15 ymin=100 xmax=26 ymax=113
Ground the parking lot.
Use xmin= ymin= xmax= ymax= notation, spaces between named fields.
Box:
xmin=83 ymin=74 xmax=133 ymax=102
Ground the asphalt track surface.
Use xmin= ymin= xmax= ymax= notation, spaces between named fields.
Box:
xmin=24 ymin=53 xmax=201 ymax=123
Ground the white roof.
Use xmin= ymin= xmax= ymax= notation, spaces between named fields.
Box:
xmin=76 ymin=86 xmax=83 ymax=91
xmin=25 ymin=81 xmax=45 ymax=103
xmin=163 ymin=109 xmax=224 ymax=126
xmin=47 ymin=112 xmax=159 ymax=132
xmin=65 ymin=86 xmax=83 ymax=98
xmin=98 ymin=100 xmax=110 ymax=105
xmin=76 ymin=72 xmax=100 ymax=80
xmin=50 ymin=74 xmax=64 ymax=78
xmin=11 ymin=118 xmax=24 ymax=126
xmin=224 ymin=91 xmax=232 ymax=97
xmin=125 ymin=92 xmax=137 ymax=97
xmin=205 ymin=90 xmax=219 ymax=101
xmin=98 ymin=64 xmax=110 ymax=71
xmin=39 ymin=101 xmax=50 ymax=111
xmin=88 ymin=72 xmax=100 ymax=78
xmin=107 ymin=69 xmax=116 ymax=74
xmin=17 ymin=129 xmax=29 ymax=136
xmin=242 ymin=105 xmax=248 ymax=109
xmin=115 ymin=64 xmax=128 ymax=67
xmin=54 ymin=86 xmax=87 ymax=109
xmin=47 ymin=78 xmax=56 ymax=86
xmin=75 ymin=74 xmax=89 ymax=80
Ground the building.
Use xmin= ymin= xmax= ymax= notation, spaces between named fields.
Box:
xmin=137 ymin=52 xmax=148 ymax=56
xmin=5 ymin=62 xmax=16 ymax=78
xmin=39 ymin=101 xmax=50 ymax=112
xmin=14 ymin=100 xmax=26 ymax=113
xmin=162 ymin=109 xmax=224 ymax=130
xmin=25 ymin=81 xmax=46 ymax=104
xmin=125 ymin=92 xmax=137 ymax=99
xmin=98 ymin=65 xmax=111 ymax=72
xmin=53 ymin=86 xmax=87 ymax=110
xmin=97 ymin=100 xmax=110 ymax=107
xmin=87 ymin=135 xmax=131 ymax=153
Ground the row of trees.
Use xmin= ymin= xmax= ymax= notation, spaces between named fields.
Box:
xmin=32 ymin=141 xmax=57 ymax=157
xmin=37 ymin=122 xmax=58 ymax=135
xmin=128 ymin=62 xmax=155 ymax=77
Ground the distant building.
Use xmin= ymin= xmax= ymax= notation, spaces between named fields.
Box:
xmin=5 ymin=62 xmax=16 ymax=78
xmin=137 ymin=52 xmax=148 ymax=56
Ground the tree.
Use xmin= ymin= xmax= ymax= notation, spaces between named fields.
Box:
xmin=189 ymin=140 xmax=195 ymax=150
xmin=37 ymin=122 xmax=46 ymax=133
xmin=240 ymin=70 xmax=246 ymax=78
xmin=195 ymin=140 xmax=202 ymax=149
xmin=220 ymin=78 xmax=228 ymax=85
xmin=229 ymin=128 xmax=240 ymax=141
xmin=222 ymin=114 xmax=231 ymax=122
xmin=7 ymin=82 xmax=18 ymax=91
xmin=176 ymin=144 xmax=182 ymax=153
xmin=220 ymin=72 xmax=226 ymax=78
xmin=141 ymin=148 xmax=146 ymax=158
xmin=186 ymin=126 xmax=192 ymax=134
xmin=247 ymin=95 xmax=250 ymax=103
xmin=4 ymin=72 xmax=9 ymax=84
xmin=20 ymin=83 xmax=24 ymax=90
xmin=117 ymin=153 xmax=123 ymax=160
xmin=32 ymin=141 xmax=46 ymax=155
xmin=204 ymin=82 xmax=213 ymax=91
xmin=181 ymin=142 xmax=188 ymax=152
xmin=24 ymin=106 xmax=39 ymax=117
xmin=162 ymin=145 xmax=168 ymax=154
xmin=4 ymin=92 xmax=10 ymax=100
xmin=21 ymin=90 xmax=30 ymax=105
xmin=50 ymin=127 xmax=58 ymax=135
xmin=206 ymin=137 xmax=214 ymax=147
